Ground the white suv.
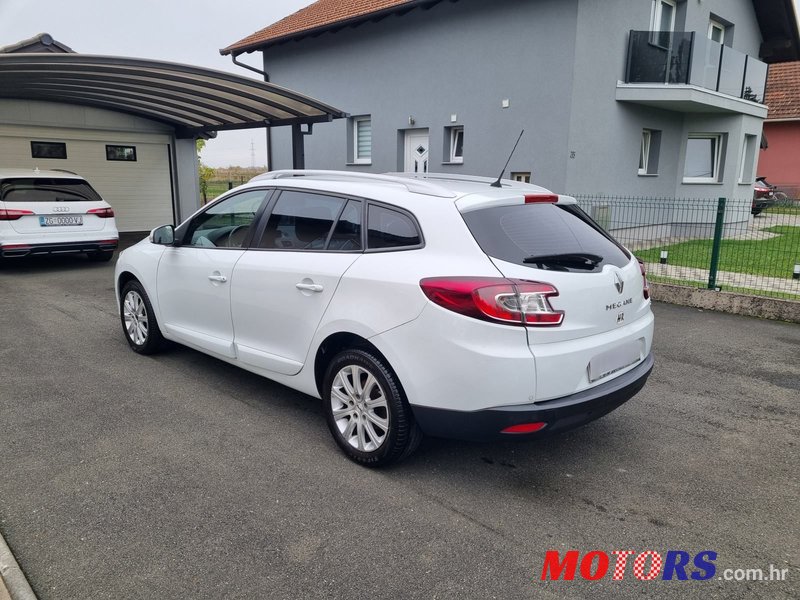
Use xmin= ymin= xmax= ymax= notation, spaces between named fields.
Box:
xmin=0 ymin=169 xmax=118 ymax=261
xmin=115 ymin=171 xmax=654 ymax=467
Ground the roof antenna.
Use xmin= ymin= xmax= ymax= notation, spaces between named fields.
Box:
xmin=490 ymin=129 xmax=524 ymax=188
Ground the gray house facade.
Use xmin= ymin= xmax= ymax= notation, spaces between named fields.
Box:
xmin=223 ymin=0 xmax=799 ymax=214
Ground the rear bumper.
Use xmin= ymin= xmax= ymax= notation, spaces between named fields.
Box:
xmin=411 ymin=352 xmax=654 ymax=441
xmin=0 ymin=239 xmax=118 ymax=258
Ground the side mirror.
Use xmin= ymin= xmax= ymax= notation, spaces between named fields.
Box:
xmin=150 ymin=224 xmax=175 ymax=245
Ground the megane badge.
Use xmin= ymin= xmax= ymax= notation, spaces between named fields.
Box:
xmin=614 ymin=272 xmax=624 ymax=294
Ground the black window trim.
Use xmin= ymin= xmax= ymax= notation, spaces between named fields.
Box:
xmin=364 ymin=200 xmax=425 ymax=253
xmin=174 ymin=184 xmax=426 ymax=254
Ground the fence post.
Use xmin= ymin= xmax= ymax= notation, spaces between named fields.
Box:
xmin=707 ymin=197 xmax=726 ymax=289
xmin=227 ymin=181 xmax=234 ymax=190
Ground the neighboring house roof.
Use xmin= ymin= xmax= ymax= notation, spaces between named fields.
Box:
xmin=221 ymin=0 xmax=442 ymax=55
xmin=0 ymin=32 xmax=74 ymax=53
xmin=765 ymin=61 xmax=800 ymax=120
xmin=222 ymin=0 xmax=800 ymax=62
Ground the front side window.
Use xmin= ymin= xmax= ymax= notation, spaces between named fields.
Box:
xmin=185 ymin=190 xmax=268 ymax=248
xmin=258 ymin=190 xmax=345 ymax=250
xmin=684 ymin=134 xmax=724 ymax=183
xmin=367 ymin=204 xmax=421 ymax=250
xmin=353 ymin=117 xmax=372 ymax=164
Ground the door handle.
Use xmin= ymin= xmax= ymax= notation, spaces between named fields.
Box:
xmin=208 ymin=274 xmax=228 ymax=283
xmin=296 ymin=282 xmax=323 ymax=293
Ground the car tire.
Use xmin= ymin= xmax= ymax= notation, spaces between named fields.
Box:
xmin=323 ymin=349 xmax=422 ymax=467
xmin=120 ymin=280 xmax=165 ymax=355
xmin=87 ymin=251 xmax=114 ymax=262
xmin=751 ymin=209 xmax=762 ymax=216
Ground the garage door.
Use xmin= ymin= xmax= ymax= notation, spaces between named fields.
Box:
xmin=0 ymin=127 xmax=174 ymax=232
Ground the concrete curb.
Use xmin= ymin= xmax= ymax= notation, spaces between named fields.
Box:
xmin=651 ymin=282 xmax=800 ymax=323
xmin=0 ymin=532 xmax=36 ymax=600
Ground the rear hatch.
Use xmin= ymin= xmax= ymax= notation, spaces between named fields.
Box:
xmin=0 ymin=177 xmax=109 ymax=234
xmin=460 ymin=199 xmax=652 ymax=399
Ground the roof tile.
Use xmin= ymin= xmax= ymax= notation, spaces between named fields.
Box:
xmin=766 ymin=61 xmax=800 ymax=120
xmin=222 ymin=0 xmax=415 ymax=54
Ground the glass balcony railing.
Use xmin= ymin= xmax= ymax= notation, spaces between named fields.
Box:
xmin=624 ymin=30 xmax=768 ymax=103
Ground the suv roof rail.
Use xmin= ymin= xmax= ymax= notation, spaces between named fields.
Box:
xmin=250 ymin=170 xmax=457 ymax=198
xmin=388 ymin=172 xmax=535 ymax=189
xmin=49 ymin=168 xmax=80 ymax=175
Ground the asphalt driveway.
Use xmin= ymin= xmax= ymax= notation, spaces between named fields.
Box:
xmin=0 ymin=249 xmax=798 ymax=599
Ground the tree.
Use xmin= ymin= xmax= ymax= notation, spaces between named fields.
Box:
xmin=196 ymin=139 xmax=215 ymax=204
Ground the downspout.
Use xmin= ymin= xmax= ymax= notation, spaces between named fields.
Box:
xmin=230 ymin=53 xmax=272 ymax=171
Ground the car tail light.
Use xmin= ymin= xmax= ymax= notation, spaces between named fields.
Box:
xmin=419 ymin=277 xmax=564 ymax=326
xmin=0 ymin=208 xmax=34 ymax=221
xmin=754 ymin=186 xmax=770 ymax=193
xmin=501 ymin=422 xmax=547 ymax=434
xmin=87 ymin=207 xmax=115 ymax=218
xmin=637 ymin=258 xmax=650 ymax=300
xmin=524 ymin=194 xmax=558 ymax=203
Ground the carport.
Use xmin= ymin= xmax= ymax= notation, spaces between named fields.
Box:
xmin=0 ymin=51 xmax=346 ymax=227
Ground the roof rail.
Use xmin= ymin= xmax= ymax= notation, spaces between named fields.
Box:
xmin=49 ymin=168 xmax=79 ymax=175
xmin=388 ymin=172 xmax=535 ymax=189
xmin=250 ymin=170 xmax=457 ymax=198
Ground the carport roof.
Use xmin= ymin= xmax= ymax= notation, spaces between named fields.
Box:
xmin=0 ymin=53 xmax=347 ymax=137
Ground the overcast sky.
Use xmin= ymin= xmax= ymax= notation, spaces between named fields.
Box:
xmin=1 ymin=0 xmax=799 ymax=168
xmin=0 ymin=0 xmax=312 ymax=167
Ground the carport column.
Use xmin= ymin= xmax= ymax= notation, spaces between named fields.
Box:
xmin=173 ymin=138 xmax=201 ymax=224
xmin=292 ymin=124 xmax=305 ymax=169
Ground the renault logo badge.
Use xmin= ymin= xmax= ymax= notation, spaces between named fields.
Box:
xmin=614 ymin=272 xmax=624 ymax=294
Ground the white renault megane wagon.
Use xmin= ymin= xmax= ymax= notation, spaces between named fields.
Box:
xmin=115 ymin=171 xmax=654 ymax=466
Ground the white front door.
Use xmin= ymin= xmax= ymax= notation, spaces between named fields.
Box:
xmin=156 ymin=189 xmax=269 ymax=358
xmin=404 ymin=129 xmax=429 ymax=174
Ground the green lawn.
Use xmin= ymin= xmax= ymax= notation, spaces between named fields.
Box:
xmin=638 ymin=226 xmax=800 ymax=279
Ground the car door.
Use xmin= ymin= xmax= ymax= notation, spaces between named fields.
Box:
xmin=231 ymin=190 xmax=362 ymax=375
xmin=156 ymin=189 xmax=270 ymax=358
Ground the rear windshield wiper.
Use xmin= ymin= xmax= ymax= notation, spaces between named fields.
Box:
xmin=523 ymin=253 xmax=603 ymax=270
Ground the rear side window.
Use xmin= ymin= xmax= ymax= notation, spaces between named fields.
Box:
xmin=462 ymin=204 xmax=630 ymax=272
xmin=0 ymin=178 xmax=102 ymax=203
xmin=367 ymin=205 xmax=421 ymax=250
xmin=258 ymin=190 xmax=345 ymax=250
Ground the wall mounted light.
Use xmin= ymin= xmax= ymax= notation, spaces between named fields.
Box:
xmin=408 ymin=116 xmax=415 ymax=126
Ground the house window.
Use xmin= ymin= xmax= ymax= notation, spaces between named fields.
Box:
xmin=352 ymin=116 xmax=372 ymax=164
xmin=106 ymin=145 xmax=137 ymax=161
xmin=708 ymin=20 xmax=725 ymax=44
xmin=511 ymin=172 xmax=531 ymax=183
xmin=739 ymin=134 xmax=757 ymax=184
xmin=31 ymin=141 xmax=67 ymax=159
xmin=449 ymin=126 xmax=464 ymax=163
xmin=639 ymin=129 xmax=661 ymax=175
xmin=651 ymin=0 xmax=676 ymax=46
xmin=684 ymin=134 xmax=724 ymax=183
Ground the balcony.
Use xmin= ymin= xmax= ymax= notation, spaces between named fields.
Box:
xmin=617 ymin=31 xmax=769 ymax=118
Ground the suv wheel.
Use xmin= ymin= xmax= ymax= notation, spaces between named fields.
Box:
xmin=323 ymin=349 xmax=422 ymax=467
xmin=120 ymin=280 xmax=164 ymax=354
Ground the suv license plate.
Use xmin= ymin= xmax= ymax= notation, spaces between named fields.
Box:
xmin=39 ymin=216 xmax=83 ymax=227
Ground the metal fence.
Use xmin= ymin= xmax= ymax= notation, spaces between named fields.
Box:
xmin=202 ymin=177 xmax=249 ymax=204
xmin=572 ymin=195 xmax=800 ymax=301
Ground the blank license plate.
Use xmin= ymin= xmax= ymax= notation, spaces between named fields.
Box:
xmin=39 ymin=215 xmax=83 ymax=227
xmin=588 ymin=341 xmax=642 ymax=383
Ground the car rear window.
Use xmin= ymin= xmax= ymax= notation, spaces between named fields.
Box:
xmin=462 ymin=203 xmax=630 ymax=272
xmin=0 ymin=178 xmax=103 ymax=203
